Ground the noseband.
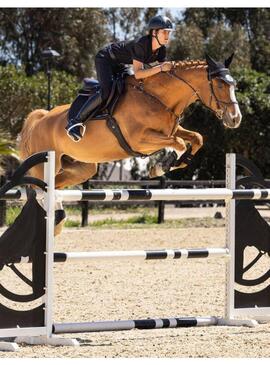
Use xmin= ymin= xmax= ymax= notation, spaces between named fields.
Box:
xmin=169 ymin=67 xmax=239 ymax=120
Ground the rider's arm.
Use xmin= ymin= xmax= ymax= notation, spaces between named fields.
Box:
xmin=133 ymin=60 xmax=165 ymax=80
xmin=133 ymin=59 xmax=173 ymax=80
xmin=133 ymin=59 xmax=162 ymax=79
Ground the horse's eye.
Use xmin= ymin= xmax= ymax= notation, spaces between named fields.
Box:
xmin=218 ymin=80 xmax=223 ymax=89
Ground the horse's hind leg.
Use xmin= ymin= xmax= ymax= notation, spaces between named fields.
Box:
xmin=26 ymin=153 xmax=68 ymax=236
xmin=55 ymin=159 xmax=97 ymax=189
xmin=54 ymin=159 xmax=97 ymax=235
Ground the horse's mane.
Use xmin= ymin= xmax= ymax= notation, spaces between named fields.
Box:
xmin=174 ymin=60 xmax=207 ymax=71
xmin=128 ymin=59 xmax=208 ymax=86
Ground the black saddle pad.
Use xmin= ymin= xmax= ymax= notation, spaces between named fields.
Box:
xmin=68 ymin=70 xmax=130 ymax=122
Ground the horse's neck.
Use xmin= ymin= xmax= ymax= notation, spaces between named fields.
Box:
xmin=143 ymin=67 xmax=207 ymax=115
xmin=173 ymin=67 xmax=208 ymax=115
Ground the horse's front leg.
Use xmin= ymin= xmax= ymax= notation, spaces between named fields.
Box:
xmin=173 ymin=126 xmax=204 ymax=168
xmin=133 ymin=129 xmax=188 ymax=178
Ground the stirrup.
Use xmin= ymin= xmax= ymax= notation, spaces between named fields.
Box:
xmin=66 ymin=123 xmax=86 ymax=142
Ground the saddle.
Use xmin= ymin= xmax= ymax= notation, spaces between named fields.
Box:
xmin=68 ymin=68 xmax=132 ymax=122
xmin=67 ymin=68 xmax=148 ymax=157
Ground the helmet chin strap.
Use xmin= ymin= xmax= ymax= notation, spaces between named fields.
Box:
xmin=153 ymin=31 xmax=163 ymax=47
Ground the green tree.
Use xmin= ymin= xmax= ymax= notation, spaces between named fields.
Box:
xmin=206 ymin=23 xmax=251 ymax=70
xmin=168 ymin=22 xmax=205 ymax=60
xmin=0 ymin=64 xmax=79 ymax=140
xmin=0 ymin=8 xmax=109 ymax=78
xmin=183 ymin=8 xmax=270 ymax=73
xmin=104 ymin=7 xmax=160 ymax=41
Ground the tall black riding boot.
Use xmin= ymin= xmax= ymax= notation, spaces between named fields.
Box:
xmin=66 ymin=92 xmax=103 ymax=142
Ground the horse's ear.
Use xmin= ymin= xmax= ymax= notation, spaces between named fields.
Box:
xmin=205 ymin=53 xmax=217 ymax=69
xmin=224 ymin=53 xmax=234 ymax=68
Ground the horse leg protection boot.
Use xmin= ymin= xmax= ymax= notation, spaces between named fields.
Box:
xmin=66 ymin=92 xmax=103 ymax=142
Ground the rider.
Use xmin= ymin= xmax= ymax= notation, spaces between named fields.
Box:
xmin=66 ymin=15 xmax=174 ymax=142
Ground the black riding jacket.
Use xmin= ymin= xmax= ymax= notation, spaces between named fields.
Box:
xmin=105 ymin=35 xmax=166 ymax=65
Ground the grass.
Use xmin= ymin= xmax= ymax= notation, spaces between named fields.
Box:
xmin=65 ymin=205 xmax=154 ymax=215
xmin=4 ymin=205 xmax=226 ymax=229
xmin=6 ymin=206 xmax=21 ymax=226
xmin=64 ymin=214 xmax=225 ymax=229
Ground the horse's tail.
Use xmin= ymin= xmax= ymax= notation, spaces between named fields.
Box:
xmin=18 ymin=109 xmax=48 ymax=160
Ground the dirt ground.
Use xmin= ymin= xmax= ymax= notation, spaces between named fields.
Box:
xmin=1 ymin=207 xmax=270 ymax=358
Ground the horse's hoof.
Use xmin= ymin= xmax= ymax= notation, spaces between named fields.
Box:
xmin=149 ymin=163 xmax=164 ymax=178
xmin=54 ymin=209 xmax=66 ymax=236
xmin=55 ymin=209 xmax=66 ymax=225
xmin=178 ymin=162 xmax=188 ymax=169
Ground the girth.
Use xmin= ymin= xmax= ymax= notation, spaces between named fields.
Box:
xmin=106 ymin=116 xmax=149 ymax=158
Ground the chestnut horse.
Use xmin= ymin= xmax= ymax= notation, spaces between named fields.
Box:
xmin=19 ymin=54 xmax=241 ymax=188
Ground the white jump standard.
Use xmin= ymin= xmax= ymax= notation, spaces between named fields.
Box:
xmin=0 ymin=151 xmax=270 ymax=352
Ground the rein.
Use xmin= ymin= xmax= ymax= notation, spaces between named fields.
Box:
xmin=129 ymin=82 xmax=183 ymax=124
xmin=169 ymin=67 xmax=239 ymax=120
xmin=129 ymin=64 xmax=238 ymax=123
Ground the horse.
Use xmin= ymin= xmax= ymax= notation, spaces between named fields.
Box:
xmin=18 ymin=53 xmax=242 ymax=233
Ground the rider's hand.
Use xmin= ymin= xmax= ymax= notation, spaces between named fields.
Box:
xmin=160 ymin=62 xmax=173 ymax=72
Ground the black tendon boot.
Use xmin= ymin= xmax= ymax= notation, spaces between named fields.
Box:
xmin=66 ymin=92 xmax=103 ymax=142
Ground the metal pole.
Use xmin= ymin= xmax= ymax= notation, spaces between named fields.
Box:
xmin=43 ymin=151 xmax=55 ymax=339
xmin=46 ymin=61 xmax=51 ymax=111
xmin=81 ymin=181 xmax=89 ymax=227
xmin=225 ymin=153 xmax=236 ymax=321
xmin=158 ymin=176 xmax=166 ymax=223
xmin=0 ymin=175 xmax=6 ymax=226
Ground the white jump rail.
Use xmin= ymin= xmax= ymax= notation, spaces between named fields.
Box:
xmin=2 ymin=188 xmax=270 ymax=201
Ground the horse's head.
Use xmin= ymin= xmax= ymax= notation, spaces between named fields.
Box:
xmin=205 ymin=53 xmax=242 ymax=128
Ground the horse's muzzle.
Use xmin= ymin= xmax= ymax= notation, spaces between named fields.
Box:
xmin=223 ymin=109 xmax=242 ymax=129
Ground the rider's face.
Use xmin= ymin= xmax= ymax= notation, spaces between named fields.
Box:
xmin=154 ymin=29 xmax=172 ymax=45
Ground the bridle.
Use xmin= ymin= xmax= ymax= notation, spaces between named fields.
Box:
xmin=208 ymin=68 xmax=239 ymax=119
xmin=169 ymin=66 xmax=239 ymax=120
xmin=129 ymin=64 xmax=239 ymax=126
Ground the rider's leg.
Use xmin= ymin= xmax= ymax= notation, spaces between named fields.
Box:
xmin=66 ymin=92 xmax=103 ymax=142
xmin=66 ymin=55 xmax=114 ymax=142
xmin=95 ymin=54 xmax=114 ymax=102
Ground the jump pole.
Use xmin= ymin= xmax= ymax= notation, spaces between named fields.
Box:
xmin=15 ymin=248 xmax=229 ymax=263
xmin=1 ymin=188 xmax=270 ymax=201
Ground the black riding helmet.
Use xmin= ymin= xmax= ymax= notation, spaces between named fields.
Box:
xmin=148 ymin=15 xmax=174 ymax=47
xmin=148 ymin=15 xmax=174 ymax=31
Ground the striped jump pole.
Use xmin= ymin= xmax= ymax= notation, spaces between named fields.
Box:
xmin=16 ymin=248 xmax=229 ymax=263
xmin=53 ymin=248 xmax=229 ymax=262
xmin=1 ymin=188 xmax=270 ymax=202
xmin=53 ymin=316 xmax=219 ymax=333
xmin=55 ymin=188 xmax=270 ymax=202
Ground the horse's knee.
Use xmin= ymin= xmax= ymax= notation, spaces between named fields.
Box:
xmin=191 ymin=133 xmax=203 ymax=149
xmin=82 ymin=163 xmax=97 ymax=180
xmin=175 ymin=138 xmax=187 ymax=153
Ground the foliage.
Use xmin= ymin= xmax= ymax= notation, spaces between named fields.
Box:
xmin=0 ymin=64 xmax=79 ymax=140
xmin=183 ymin=8 xmax=270 ymax=73
xmin=224 ymin=68 xmax=270 ymax=173
xmin=169 ymin=22 xmax=205 ymax=60
xmin=0 ymin=8 xmax=108 ymax=78
xmin=104 ymin=8 xmax=160 ymax=41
